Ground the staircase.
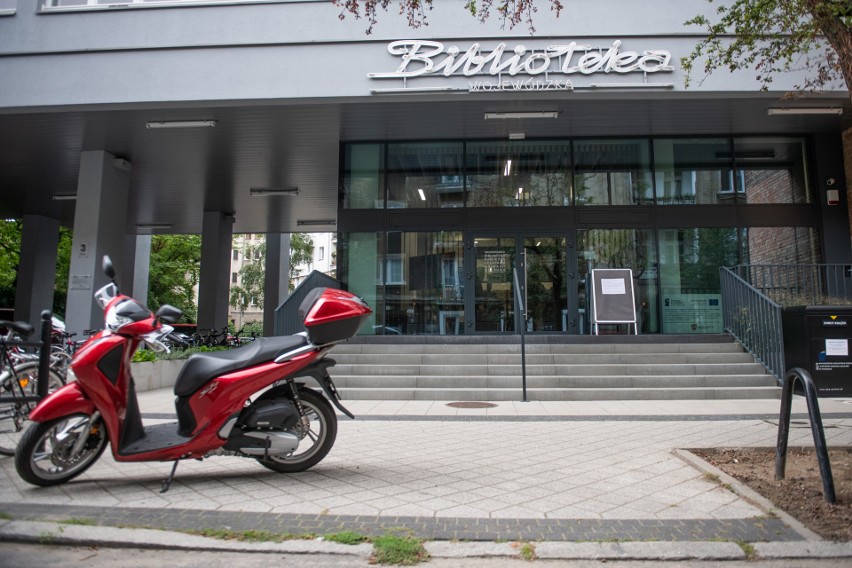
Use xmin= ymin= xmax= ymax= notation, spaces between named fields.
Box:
xmin=328 ymin=335 xmax=781 ymax=401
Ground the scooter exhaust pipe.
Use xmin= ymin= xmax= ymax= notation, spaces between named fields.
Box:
xmin=238 ymin=431 xmax=299 ymax=456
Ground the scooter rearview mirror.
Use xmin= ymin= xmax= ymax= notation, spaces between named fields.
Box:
xmin=156 ymin=304 xmax=183 ymax=324
xmin=102 ymin=255 xmax=116 ymax=280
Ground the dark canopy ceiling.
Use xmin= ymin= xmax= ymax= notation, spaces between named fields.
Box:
xmin=1 ymin=94 xmax=849 ymax=234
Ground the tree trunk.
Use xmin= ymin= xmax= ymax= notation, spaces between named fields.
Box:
xmin=805 ymin=0 xmax=852 ymax=93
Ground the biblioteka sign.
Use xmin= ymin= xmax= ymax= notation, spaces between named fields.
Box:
xmin=368 ymin=40 xmax=675 ymax=94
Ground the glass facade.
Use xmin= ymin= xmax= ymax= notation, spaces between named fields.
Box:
xmin=574 ymin=139 xmax=653 ymax=205
xmin=466 ymin=141 xmax=571 ymax=207
xmin=343 ymin=137 xmax=810 ymax=209
xmin=387 ymin=142 xmax=463 ymax=209
xmin=340 ymin=136 xmax=820 ymax=336
xmin=658 ymin=228 xmax=738 ymax=333
xmin=654 ymin=138 xmax=736 ymax=205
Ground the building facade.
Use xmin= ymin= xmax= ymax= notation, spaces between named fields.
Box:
xmin=0 ymin=1 xmax=849 ymax=338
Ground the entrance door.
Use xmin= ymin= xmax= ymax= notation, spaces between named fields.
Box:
xmin=470 ymin=236 xmax=516 ymax=333
xmin=468 ymin=234 xmax=570 ymax=334
xmin=522 ymin=236 xmax=569 ymax=333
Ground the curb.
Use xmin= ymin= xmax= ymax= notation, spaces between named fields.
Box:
xmin=2 ymin=519 xmax=852 ymax=561
xmin=671 ymin=448 xmax=823 ymax=541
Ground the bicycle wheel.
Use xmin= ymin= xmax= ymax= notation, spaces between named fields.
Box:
xmin=0 ymin=363 xmax=64 ymax=456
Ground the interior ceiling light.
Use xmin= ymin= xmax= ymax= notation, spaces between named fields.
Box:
xmin=250 ymin=187 xmax=299 ymax=197
xmin=766 ymin=107 xmax=843 ymax=116
xmin=503 ymin=159 xmax=513 ymax=177
xmin=52 ymin=194 xmax=77 ymax=201
xmin=297 ymin=219 xmax=336 ymax=226
xmin=484 ymin=111 xmax=560 ymax=120
xmin=509 ymin=133 xmax=526 ymax=140
xmin=417 ymin=188 xmax=426 ymax=201
xmin=145 ymin=120 xmax=217 ymax=129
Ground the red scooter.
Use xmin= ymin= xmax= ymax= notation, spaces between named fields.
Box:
xmin=15 ymin=256 xmax=371 ymax=492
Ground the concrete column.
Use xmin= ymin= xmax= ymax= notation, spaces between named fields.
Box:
xmin=14 ymin=215 xmax=59 ymax=328
xmin=123 ymin=234 xmax=152 ymax=308
xmin=264 ymin=232 xmax=291 ymax=337
xmin=816 ymin=133 xmax=852 ymax=264
xmin=197 ymin=211 xmax=234 ymax=331
xmin=65 ymin=151 xmax=130 ymax=336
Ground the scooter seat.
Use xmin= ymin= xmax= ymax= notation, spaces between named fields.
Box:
xmin=173 ymin=335 xmax=309 ymax=397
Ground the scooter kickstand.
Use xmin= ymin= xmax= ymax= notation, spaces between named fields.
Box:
xmin=161 ymin=461 xmax=179 ymax=493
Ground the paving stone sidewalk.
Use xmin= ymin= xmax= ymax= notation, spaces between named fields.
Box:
xmin=1 ymin=392 xmax=851 ymax=557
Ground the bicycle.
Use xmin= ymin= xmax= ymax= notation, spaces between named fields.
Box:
xmin=0 ymin=320 xmax=65 ymax=456
xmin=49 ymin=329 xmax=93 ymax=381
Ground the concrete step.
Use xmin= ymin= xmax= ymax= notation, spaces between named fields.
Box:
xmin=330 ymin=362 xmax=768 ymax=376
xmin=331 ymin=352 xmax=756 ymax=365
xmin=333 ymin=342 xmax=746 ymax=355
xmin=336 ymin=386 xmax=782 ymax=401
xmin=326 ymin=334 xmax=779 ymax=401
xmin=328 ymin=374 xmax=779 ymax=389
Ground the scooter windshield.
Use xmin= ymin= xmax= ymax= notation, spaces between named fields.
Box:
xmin=94 ymin=282 xmax=118 ymax=309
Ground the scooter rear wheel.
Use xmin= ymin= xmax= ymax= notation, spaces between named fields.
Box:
xmin=256 ymin=388 xmax=337 ymax=473
xmin=15 ymin=413 xmax=107 ymax=487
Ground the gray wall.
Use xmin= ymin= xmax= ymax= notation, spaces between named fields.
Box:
xmin=1 ymin=0 xmax=843 ymax=110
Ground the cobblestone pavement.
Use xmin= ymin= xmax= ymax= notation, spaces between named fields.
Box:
xmin=1 ymin=392 xmax=851 ymax=546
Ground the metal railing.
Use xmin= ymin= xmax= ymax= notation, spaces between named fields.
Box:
xmin=720 ymin=266 xmax=785 ymax=383
xmin=721 ymin=264 xmax=852 ymax=384
xmin=733 ymin=264 xmax=852 ymax=306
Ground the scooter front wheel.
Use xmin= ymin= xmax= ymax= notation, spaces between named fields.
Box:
xmin=256 ymin=388 xmax=337 ymax=474
xmin=15 ymin=413 xmax=107 ymax=487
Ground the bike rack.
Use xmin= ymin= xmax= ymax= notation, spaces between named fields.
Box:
xmin=775 ymin=367 xmax=836 ymax=504
xmin=0 ymin=310 xmax=53 ymax=404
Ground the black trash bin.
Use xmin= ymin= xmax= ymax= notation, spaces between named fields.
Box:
xmin=781 ymin=306 xmax=852 ymax=396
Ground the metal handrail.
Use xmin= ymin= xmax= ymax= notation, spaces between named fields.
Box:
xmin=733 ymin=264 xmax=852 ymax=306
xmin=720 ymin=266 xmax=784 ymax=383
xmin=775 ymin=367 xmax=835 ymax=504
xmin=721 ymin=264 xmax=852 ymax=384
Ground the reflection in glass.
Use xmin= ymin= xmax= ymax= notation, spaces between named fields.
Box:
xmin=577 ymin=229 xmax=657 ymax=333
xmin=342 ymin=144 xmax=384 ymax=209
xmin=654 ymin=139 xmax=736 ymax=205
xmin=474 ymin=237 xmax=516 ymax=332
xmin=574 ymin=139 xmax=652 ymax=205
xmin=658 ymin=228 xmax=738 ymax=333
xmin=466 ymin=141 xmax=571 ymax=207
xmin=734 ymin=137 xmax=810 ymax=204
xmin=381 ymin=232 xmax=465 ymax=335
xmin=337 ymin=232 xmax=382 ymax=334
xmin=524 ymin=237 xmax=568 ymax=332
xmin=742 ymin=226 xmax=819 ymax=266
xmin=387 ymin=143 xmax=464 ymax=208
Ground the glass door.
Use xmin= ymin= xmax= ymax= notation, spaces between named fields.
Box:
xmin=471 ymin=236 xmax=516 ymax=333
xmin=468 ymin=234 xmax=570 ymax=334
xmin=522 ymin=237 xmax=569 ymax=333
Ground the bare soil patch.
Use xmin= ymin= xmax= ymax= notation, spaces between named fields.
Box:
xmin=692 ymin=447 xmax=852 ymax=541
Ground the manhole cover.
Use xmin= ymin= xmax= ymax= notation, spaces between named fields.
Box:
xmin=446 ymin=401 xmax=497 ymax=409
